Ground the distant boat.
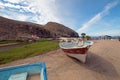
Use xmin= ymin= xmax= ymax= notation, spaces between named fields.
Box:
xmin=59 ymin=40 xmax=93 ymax=63
xmin=0 ymin=62 xmax=48 ymax=80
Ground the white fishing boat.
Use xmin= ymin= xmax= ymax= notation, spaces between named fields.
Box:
xmin=59 ymin=40 xmax=93 ymax=63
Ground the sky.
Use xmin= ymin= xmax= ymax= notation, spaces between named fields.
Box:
xmin=0 ymin=0 xmax=120 ymax=36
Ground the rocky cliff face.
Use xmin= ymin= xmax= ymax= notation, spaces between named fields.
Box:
xmin=0 ymin=16 xmax=79 ymax=40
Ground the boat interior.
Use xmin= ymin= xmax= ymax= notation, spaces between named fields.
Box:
xmin=59 ymin=40 xmax=92 ymax=49
xmin=9 ymin=72 xmax=41 ymax=80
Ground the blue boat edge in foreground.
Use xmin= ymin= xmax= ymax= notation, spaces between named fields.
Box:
xmin=0 ymin=62 xmax=48 ymax=80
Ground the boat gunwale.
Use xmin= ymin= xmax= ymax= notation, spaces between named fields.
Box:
xmin=59 ymin=41 xmax=93 ymax=49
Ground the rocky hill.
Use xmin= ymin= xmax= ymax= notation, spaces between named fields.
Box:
xmin=44 ymin=22 xmax=79 ymax=38
xmin=0 ymin=16 xmax=79 ymax=40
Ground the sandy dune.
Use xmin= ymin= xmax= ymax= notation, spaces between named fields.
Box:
xmin=0 ymin=40 xmax=120 ymax=80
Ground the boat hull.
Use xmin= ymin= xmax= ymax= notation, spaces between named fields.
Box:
xmin=59 ymin=41 xmax=93 ymax=63
xmin=62 ymin=47 xmax=88 ymax=63
xmin=62 ymin=47 xmax=88 ymax=54
xmin=66 ymin=53 xmax=87 ymax=63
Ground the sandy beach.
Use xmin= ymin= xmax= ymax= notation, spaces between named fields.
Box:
xmin=0 ymin=40 xmax=120 ymax=80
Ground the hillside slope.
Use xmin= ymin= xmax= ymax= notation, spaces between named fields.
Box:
xmin=44 ymin=22 xmax=79 ymax=37
xmin=0 ymin=16 xmax=79 ymax=40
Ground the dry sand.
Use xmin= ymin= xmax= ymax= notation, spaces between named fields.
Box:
xmin=28 ymin=73 xmax=40 ymax=80
xmin=0 ymin=40 xmax=120 ymax=80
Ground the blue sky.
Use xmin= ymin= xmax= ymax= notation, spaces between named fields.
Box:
xmin=0 ymin=0 xmax=120 ymax=36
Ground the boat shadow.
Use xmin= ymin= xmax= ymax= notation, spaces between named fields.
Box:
xmin=70 ymin=52 xmax=119 ymax=78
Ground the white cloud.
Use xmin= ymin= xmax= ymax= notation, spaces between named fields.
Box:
xmin=0 ymin=2 xmax=21 ymax=9
xmin=3 ymin=0 xmax=23 ymax=4
xmin=25 ymin=0 xmax=61 ymax=24
xmin=77 ymin=1 xmax=119 ymax=33
xmin=0 ymin=14 xmax=10 ymax=18
xmin=0 ymin=9 xmax=28 ymax=21
xmin=0 ymin=0 xmax=61 ymax=24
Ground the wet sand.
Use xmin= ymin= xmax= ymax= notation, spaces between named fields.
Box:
xmin=0 ymin=40 xmax=120 ymax=80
